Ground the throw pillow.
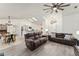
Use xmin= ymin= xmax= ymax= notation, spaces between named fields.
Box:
xmin=64 ymin=35 xmax=71 ymax=40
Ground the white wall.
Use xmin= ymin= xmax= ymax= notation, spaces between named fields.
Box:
xmin=42 ymin=12 xmax=63 ymax=34
xmin=63 ymin=7 xmax=79 ymax=39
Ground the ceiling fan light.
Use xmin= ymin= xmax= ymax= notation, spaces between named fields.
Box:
xmin=53 ymin=7 xmax=57 ymax=11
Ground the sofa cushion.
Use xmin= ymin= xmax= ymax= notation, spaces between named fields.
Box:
xmin=56 ymin=33 xmax=65 ymax=38
xmin=33 ymin=35 xmax=39 ymax=40
xmin=25 ymin=33 xmax=33 ymax=39
xmin=34 ymin=40 xmax=40 ymax=47
xmin=39 ymin=37 xmax=47 ymax=43
xmin=64 ymin=35 xmax=72 ymax=40
xmin=29 ymin=37 xmax=34 ymax=39
xmin=25 ymin=38 xmax=33 ymax=42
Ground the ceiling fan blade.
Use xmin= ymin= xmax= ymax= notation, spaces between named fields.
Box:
xmin=45 ymin=10 xmax=50 ymax=13
xmin=43 ymin=8 xmax=50 ymax=10
xmin=74 ymin=6 xmax=78 ymax=8
xmin=44 ymin=4 xmax=51 ymax=7
xmin=60 ymin=4 xmax=70 ymax=7
xmin=59 ymin=3 xmax=64 ymax=6
xmin=56 ymin=3 xmax=60 ymax=5
xmin=58 ymin=8 xmax=64 ymax=11
xmin=52 ymin=3 xmax=56 ymax=5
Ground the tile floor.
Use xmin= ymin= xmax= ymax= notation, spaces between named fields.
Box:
xmin=1 ymin=39 xmax=76 ymax=56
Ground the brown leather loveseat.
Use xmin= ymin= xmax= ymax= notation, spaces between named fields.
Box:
xmin=25 ymin=32 xmax=47 ymax=51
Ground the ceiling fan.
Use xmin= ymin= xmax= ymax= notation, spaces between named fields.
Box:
xmin=43 ymin=3 xmax=71 ymax=13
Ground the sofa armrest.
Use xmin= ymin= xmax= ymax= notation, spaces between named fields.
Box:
xmin=25 ymin=39 xmax=35 ymax=47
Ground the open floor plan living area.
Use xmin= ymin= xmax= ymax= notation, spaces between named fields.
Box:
xmin=0 ymin=3 xmax=79 ymax=56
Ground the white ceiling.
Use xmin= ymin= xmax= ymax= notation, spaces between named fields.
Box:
xmin=0 ymin=3 xmax=46 ymax=19
xmin=0 ymin=3 xmax=79 ymax=24
xmin=0 ymin=3 xmax=47 ymax=25
xmin=63 ymin=3 xmax=79 ymax=16
xmin=0 ymin=3 xmax=79 ymax=18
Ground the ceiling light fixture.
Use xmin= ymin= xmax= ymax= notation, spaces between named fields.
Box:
xmin=32 ymin=17 xmax=37 ymax=21
xmin=53 ymin=7 xmax=57 ymax=11
xmin=8 ymin=16 xmax=11 ymax=24
xmin=6 ymin=16 xmax=12 ymax=26
xmin=43 ymin=3 xmax=71 ymax=13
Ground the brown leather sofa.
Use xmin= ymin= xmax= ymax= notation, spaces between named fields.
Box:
xmin=25 ymin=32 xmax=47 ymax=51
xmin=48 ymin=33 xmax=77 ymax=46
